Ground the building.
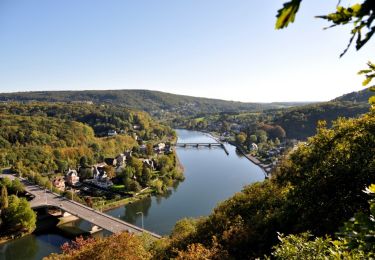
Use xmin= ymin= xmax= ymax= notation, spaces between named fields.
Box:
xmin=115 ymin=154 xmax=127 ymax=166
xmin=93 ymin=166 xmax=107 ymax=181
xmin=52 ymin=176 xmax=65 ymax=191
xmin=66 ymin=169 xmax=80 ymax=186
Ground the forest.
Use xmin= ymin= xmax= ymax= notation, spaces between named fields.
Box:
xmin=0 ymin=89 xmax=307 ymax=118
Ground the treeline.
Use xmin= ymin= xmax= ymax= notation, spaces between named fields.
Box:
xmin=172 ymin=100 xmax=369 ymax=141
xmin=0 ymin=114 xmax=136 ymax=174
xmin=270 ymin=101 xmax=369 ymax=139
xmin=0 ymin=89 xmax=302 ymax=118
xmin=0 ymin=102 xmax=176 ymax=176
xmin=0 ymin=102 xmax=174 ymax=138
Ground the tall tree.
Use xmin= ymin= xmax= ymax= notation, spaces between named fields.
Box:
xmin=0 ymin=185 xmax=8 ymax=211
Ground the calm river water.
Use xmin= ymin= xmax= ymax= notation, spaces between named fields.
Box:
xmin=0 ymin=129 xmax=265 ymax=260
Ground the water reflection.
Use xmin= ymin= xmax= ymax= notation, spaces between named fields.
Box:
xmin=106 ymin=129 xmax=265 ymax=235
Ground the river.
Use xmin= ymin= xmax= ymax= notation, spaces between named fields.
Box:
xmin=0 ymin=129 xmax=265 ymax=260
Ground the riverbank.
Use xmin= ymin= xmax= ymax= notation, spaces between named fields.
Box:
xmin=228 ymin=141 xmax=270 ymax=177
xmin=94 ymin=189 xmax=154 ymax=212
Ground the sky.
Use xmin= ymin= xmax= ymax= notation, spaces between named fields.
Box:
xmin=0 ymin=0 xmax=373 ymax=102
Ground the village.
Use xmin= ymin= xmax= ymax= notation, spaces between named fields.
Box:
xmin=49 ymin=136 xmax=180 ymax=209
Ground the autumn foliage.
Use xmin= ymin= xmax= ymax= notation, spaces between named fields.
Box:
xmin=45 ymin=233 xmax=151 ymax=260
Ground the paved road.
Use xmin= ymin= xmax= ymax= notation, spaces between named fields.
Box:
xmin=0 ymin=174 xmax=161 ymax=239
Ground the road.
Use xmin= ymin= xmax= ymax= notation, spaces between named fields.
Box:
xmin=0 ymin=173 xmax=161 ymax=239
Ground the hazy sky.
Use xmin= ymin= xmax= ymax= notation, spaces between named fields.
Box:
xmin=0 ymin=0 xmax=372 ymax=102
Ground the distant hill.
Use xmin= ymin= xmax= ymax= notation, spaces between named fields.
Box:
xmin=0 ymin=89 xmax=310 ymax=117
xmin=272 ymin=101 xmax=370 ymax=140
xmin=333 ymin=87 xmax=372 ymax=103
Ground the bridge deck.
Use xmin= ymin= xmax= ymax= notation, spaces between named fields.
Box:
xmin=175 ymin=142 xmax=229 ymax=155
xmin=0 ymin=174 xmax=161 ymax=239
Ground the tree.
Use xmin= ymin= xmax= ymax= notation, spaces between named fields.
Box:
xmin=269 ymin=125 xmax=286 ymax=140
xmin=46 ymin=232 xmax=151 ymax=259
xmin=3 ymin=195 xmax=36 ymax=233
xmin=139 ymin=167 xmax=152 ymax=187
xmin=0 ymin=177 xmax=12 ymax=189
xmin=103 ymin=165 xmax=115 ymax=179
xmin=249 ymin=134 xmax=257 ymax=144
xmin=146 ymin=142 xmax=154 ymax=156
xmin=129 ymin=157 xmax=144 ymax=179
xmin=0 ymin=185 xmax=8 ymax=211
xmin=255 ymin=130 xmax=268 ymax=143
xmin=276 ymin=0 xmax=375 ymax=57
xmin=271 ymin=184 xmax=375 ymax=259
xmin=10 ymin=179 xmax=25 ymax=195
xmin=274 ymin=137 xmax=281 ymax=146
xmin=235 ymin=132 xmax=247 ymax=145
xmin=128 ymin=179 xmax=141 ymax=192
xmin=358 ymin=62 xmax=375 ymax=107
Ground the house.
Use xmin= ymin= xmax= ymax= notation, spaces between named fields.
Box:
xmin=154 ymin=143 xmax=166 ymax=153
xmin=66 ymin=169 xmax=80 ymax=186
xmin=139 ymin=144 xmax=147 ymax=153
xmin=107 ymin=130 xmax=117 ymax=136
xmin=142 ymin=159 xmax=155 ymax=170
xmin=124 ymin=150 xmax=133 ymax=159
xmin=52 ymin=177 xmax=65 ymax=191
xmin=104 ymin=158 xmax=117 ymax=166
xmin=157 ymin=143 xmax=166 ymax=150
xmin=115 ymin=154 xmax=127 ymax=166
xmin=93 ymin=166 xmax=107 ymax=181
xmin=250 ymin=143 xmax=258 ymax=151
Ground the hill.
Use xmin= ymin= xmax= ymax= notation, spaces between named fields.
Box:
xmin=271 ymin=101 xmax=370 ymax=139
xmin=333 ymin=87 xmax=373 ymax=103
xmin=0 ymin=89 xmax=309 ymax=117
xmin=0 ymin=102 xmax=174 ymax=174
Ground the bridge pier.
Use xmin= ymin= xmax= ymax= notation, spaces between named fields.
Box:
xmin=61 ymin=211 xmax=72 ymax=217
xmin=90 ymin=224 xmax=103 ymax=234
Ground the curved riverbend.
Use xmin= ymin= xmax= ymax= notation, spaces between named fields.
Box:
xmin=106 ymin=129 xmax=265 ymax=235
xmin=0 ymin=129 xmax=265 ymax=258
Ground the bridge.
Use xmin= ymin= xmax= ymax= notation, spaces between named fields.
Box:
xmin=175 ymin=142 xmax=229 ymax=155
xmin=0 ymin=174 xmax=161 ymax=239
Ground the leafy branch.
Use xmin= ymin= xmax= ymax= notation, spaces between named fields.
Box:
xmin=276 ymin=0 xmax=375 ymax=57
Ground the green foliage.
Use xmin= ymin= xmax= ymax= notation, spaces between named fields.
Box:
xmin=271 ymin=184 xmax=375 ymax=259
xmin=276 ymin=0 xmax=375 ymax=56
xmin=139 ymin=167 xmax=152 ymax=187
xmin=9 ymin=179 xmax=25 ymax=195
xmin=358 ymin=62 xmax=375 ymax=107
xmin=126 ymin=179 xmax=142 ymax=192
xmin=2 ymin=195 xmax=36 ymax=233
xmin=0 ymin=90 xmax=282 ymax=118
xmin=271 ymin=232 xmax=371 ymax=259
xmin=272 ymin=101 xmax=369 ymax=140
xmin=0 ymin=185 xmax=8 ymax=211
xmin=337 ymin=184 xmax=375 ymax=253
xmin=0 ymin=102 xmax=173 ymax=138
xmin=235 ymin=132 xmax=247 ymax=144
xmin=275 ymin=113 xmax=375 ymax=235
xmin=275 ymin=0 xmax=302 ymax=29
